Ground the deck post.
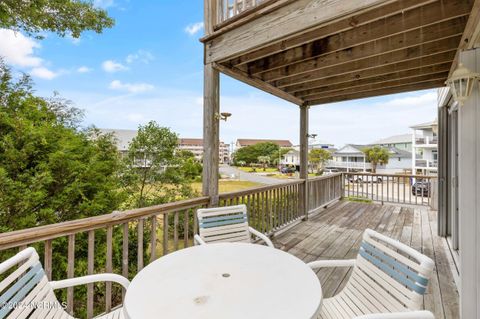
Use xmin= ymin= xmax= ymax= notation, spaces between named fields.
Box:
xmin=203 ymin=0 xmax=220 ymax=206
xmin=299 ymin=104 xmax=309 ymax=220
xmin=202 ymin=64 xmax=220 ymax=206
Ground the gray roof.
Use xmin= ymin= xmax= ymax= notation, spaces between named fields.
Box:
xmin=410 ymin=120 xmax=437 ymax=129
xmin=99 ymin=129 xmax=137 ymax=151
xmin=373 ymin=133 xmax=412 ymax=145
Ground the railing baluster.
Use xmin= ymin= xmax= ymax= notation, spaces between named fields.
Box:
xmin=163 ymin=213 xmax=169 ymax=255
xmin=174 ymin=211 xmax=179 ymax=251
xmin=150 ymin=216 xmax=157 ymax=263
xmin=87 ymin=230 xmax=94 ymax=319
xmin=122 ymin=223 xmax=129 ymax=298
xmin=67 ymin=234 xmax=75 ymax=315
xmin=184 ymin=210 xmax=189 ymax=248
xmin=137 ymin=219 xmax=144 ymax=272
xmin=106 ymin=226 xmax=113 ymax=312
xmin=44 ymin=239 xmax=52 ymax=280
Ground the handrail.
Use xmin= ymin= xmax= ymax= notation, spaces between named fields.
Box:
xmin=0 ymin=196 xmax=210 ymax=250
xmin=219 ymin=179 xmax=304 ymax=199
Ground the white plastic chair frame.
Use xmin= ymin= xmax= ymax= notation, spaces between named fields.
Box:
xmin=194 ymin=204 xmax=274 ymax=248
xmin=307 ymin=229 xmax=435 ymax=319
xmin=0 ymin=247 xmax=129 ymax=319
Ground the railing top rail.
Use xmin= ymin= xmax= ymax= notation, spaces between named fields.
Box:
xmin=219 ymin=178 xmax=305 ymax=199
xmin=0 ymin=196 xmax=210 ymax=250
xmin=343 ymin=172 xmax=436 ymax=179
xmin=308 ymin=173 xmax=343 ymax=182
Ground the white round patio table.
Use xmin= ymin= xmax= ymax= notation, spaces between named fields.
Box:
xmin=123 ymin=243 xmax=322 ymax=319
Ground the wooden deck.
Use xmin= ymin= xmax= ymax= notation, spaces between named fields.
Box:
xmin=273 ymin=200 xmax=459 ymax=319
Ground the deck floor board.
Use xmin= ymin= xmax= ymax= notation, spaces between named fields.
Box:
xmin=272 ymin=200 xmax=459 ymax=319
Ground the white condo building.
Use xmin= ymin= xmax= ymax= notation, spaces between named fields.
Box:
xmin=411 ymin=121 xmax=438 ymax=176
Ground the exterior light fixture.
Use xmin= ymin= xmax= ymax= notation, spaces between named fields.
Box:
xmin=445 ymin=63 xmax=479 ymax=106
xmin=215 ymin=112 xmax=232 ymax=121
xmin=307 ymin=133 xmax=317 ymax=139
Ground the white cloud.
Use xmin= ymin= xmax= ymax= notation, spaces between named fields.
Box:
xmin=77 ymin=66 xmax=92 ymax=73
xmin=0 ymin=29 xmax=42 ymax=67
xmin=102 ymin=60 xmax=128 ymax=73
xmin=184 ymin=22 xmax=204 ymax=36
xmin=0 ymin=29 xmax=63 ymax=80
xmin=126 ymin=50 xmax=154 ymax=64
xmin=109 ymin=80 xmax=154 ymax=93
xmin=30 ymin=67 xmax=58 ymax=80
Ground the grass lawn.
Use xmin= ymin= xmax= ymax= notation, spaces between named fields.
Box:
xmin=191 ymin=180 xmax=263 ymax=193
xmin=237 ymin=166 xmax=279 ymax=173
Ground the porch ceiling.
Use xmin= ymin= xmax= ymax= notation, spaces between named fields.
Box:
xmin=204 ymin=0 xmax=479 ymax=106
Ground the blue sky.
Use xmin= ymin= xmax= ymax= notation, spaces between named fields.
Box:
xmin=0 ymin=0 xmax=438 ymax=147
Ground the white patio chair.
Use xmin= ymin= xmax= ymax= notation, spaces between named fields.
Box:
xmin=307 ymin=229 xmax=435 ymax=319
xmin=0 ymin=247 xmax=129 ymax=318
xmin=194 ymin=204 xmax=274 ymax=247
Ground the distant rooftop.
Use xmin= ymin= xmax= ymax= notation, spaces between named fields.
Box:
xmin=236 ymin=139 xmax=293 ymax=147
xmin=410 ymin=120 xmax=437 ymax=130
xmin=334 ymin=144 xmax=411 ymax=158
xmin=373 ymin=133 xmax=412 ymax=145
xmin=99 ymin=129 xmax=225 ymax=151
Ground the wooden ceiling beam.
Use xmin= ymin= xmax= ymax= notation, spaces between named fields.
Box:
xmin=271 ymin=36 xmax=461 ymax=88
xmin=245 ymin=0 xmax=472 ymax=75
xmin=260 ymin=18 xmax=466 ymax=82
xmin=295 ymin=65 xmax=451 ymax=98
xmin=301 ymin=72 xmax=449 ymax=101
xmin=229 ymin=0 xmax=437 ymax=66
xmin=283 ymin=51 xmax=455 ymax=93
xmin=306 ymin=79 xmax=446 ymax=105
xmin=212 ymin=63 xmax=304 ymax=106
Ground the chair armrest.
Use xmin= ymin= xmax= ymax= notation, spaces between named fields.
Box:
xmin=50 ymin=274 xmax=130 ymax=290
xmin=354 ymin=311 xmax=434 ymax=319
xmin=248 ymin=227 xmax=274 ymax=248
xmin=194 ymin=234 xmax=206 ymax=245
xmin=307 ymin=259 xmax=356 ymax=270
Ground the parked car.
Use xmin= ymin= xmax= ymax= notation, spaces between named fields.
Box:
xmin=412 ymin=180 xmax=430 ymax=197
xmin=347 ymin=174 xmax=383 ymax=183
xmin=323 ymin=169 xmax=340 ymax=175
xmin=281 ymin=166 xmax=296 ymax=174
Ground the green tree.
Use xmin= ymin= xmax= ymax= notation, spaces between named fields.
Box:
xmin=271 ymin=147 xmax=292 ymax=166
xmin=234 ymin=142 xmax=280 ymax=166
xmin=0 ymin=62 xmax=123 ymax=232
xmin=363 ymin=146 xmax=390 ymax=173
xmin=121 ymin=121 xmax=196 ymax=209
xmin=0 ymin=0 xmax=114 ymax=39
xmin=257 ymin=156 xmax=270 ymax=171
xmin=309 ymin=148 xmax=332 ymax=174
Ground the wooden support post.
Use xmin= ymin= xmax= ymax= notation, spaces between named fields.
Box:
xmin=203 ymin=63 xmax=220 ymax=206
xmin=299 ymin=105 xmax=309 ymax=220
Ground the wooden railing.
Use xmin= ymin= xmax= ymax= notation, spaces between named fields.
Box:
xmin=218 ymin=180 xmax=304 ymax=234
xmin=308 ymin=173 xmax=343 ymax=214
xmin=343 ymin=173 xmax=436 ymax=206
xmin=216 ymin=0 xmax=271 ymax=24
xmin=0 ymin=174 xmax=342 ymax=318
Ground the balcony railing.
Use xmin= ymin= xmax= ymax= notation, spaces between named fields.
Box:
xmin=217 ymin=0 xmax=271 ymax=24
xmin=344 ymin=172 xmax=435 ymax=206
xmin=415 ymin=136 xmax=438 ymax=145
xmin=0 ymin=173 xmax=342 ymax=318
xmin=415 ymin=159 xmax=438 ymax=169
xmin=0 ymin=173 xmax=437 ymax=317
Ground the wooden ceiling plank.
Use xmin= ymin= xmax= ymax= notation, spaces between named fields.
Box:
xmin=212 ymin=63 xmax=304 ymax=105
xmin=246 ymin=0 xmax=472 ymax=75
xmin=206 ymin=0 xmax=392 ymax=64
xmin=260 ymin=18 xmax=466 ymax=82
xmin=271 ymin=36 xmax=461 ymax=88
xmin=306 ymin=79 xmax=446 ymax=105
xmin=284 ymin=52 xmax=455 ymax=93
xmin=301 ymin=72 xmax=449 ymax=100
xmin=295 ymin=65 xmax=451 ymax=98
xmin=229 ymin=0 xmax=437 ymax=66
